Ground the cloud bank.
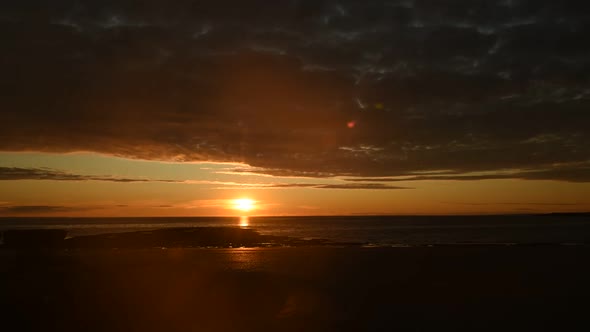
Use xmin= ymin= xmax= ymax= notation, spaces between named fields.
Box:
xmin=0 ymin=205 xmax=92 ymax=214
xmin=0 ymin=167 xmax=409 ymax=189
xmin=1 ymin=1 xmax=589 ymax=181
xmin=0 ymin=167 xmax=180 ymax=183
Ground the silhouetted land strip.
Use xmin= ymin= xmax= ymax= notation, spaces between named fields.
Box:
xmin=3 ymin=228 xmax=590 ymax=250
xmin=1 ymin=227 xmax=359 ymax=249
xmin=2 ymin=229 xmax=67 ymax=248
xmin=541 ymin=212 xmax=590 ymax=217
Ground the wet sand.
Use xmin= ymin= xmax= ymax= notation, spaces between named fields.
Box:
xmin=2 ymin=246 xmax=590 ymax=331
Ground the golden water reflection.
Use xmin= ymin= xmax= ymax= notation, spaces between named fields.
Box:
xmin=239 ymin=215 xmax=249 ymax=227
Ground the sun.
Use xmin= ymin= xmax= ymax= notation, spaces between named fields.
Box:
xmin=232 ymin=198 xmax=256 ymax=212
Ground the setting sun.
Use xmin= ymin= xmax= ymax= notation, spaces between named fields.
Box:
xmin=232 ymin=198 xmax=256 ymax=212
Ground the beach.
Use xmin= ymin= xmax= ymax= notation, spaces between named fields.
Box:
xmin=2 ymin=245 xmax=590 ymax=331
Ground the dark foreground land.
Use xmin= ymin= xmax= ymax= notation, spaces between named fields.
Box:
xmin=1 ymin=230 xmax=590 ymax=331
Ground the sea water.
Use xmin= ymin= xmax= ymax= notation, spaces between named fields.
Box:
xmin=2 ymin=215 xmax=590 ymax=246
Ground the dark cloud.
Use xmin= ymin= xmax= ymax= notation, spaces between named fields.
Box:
xmin=255 ymin=183 xmax=411 ymax=190
xmin=314 ymin=183 xmax=411 ymax=190
xmin=0 ymin=167 xmax=410 ymax=189
xmin=344 ymin=162 xmax=590 ymax=183
xmin=0 ymin=205 xmax=91 ymax=214
xmin=1 ymin=1 xmax=589 ymax=180
xmin=0 ymin=167 xmax=181 ymax=183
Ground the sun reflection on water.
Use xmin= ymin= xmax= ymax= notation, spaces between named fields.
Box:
xmin=239 ymin=215 xmax=249 ymax=227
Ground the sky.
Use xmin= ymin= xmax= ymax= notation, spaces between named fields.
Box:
xmin=1 ymin=0 xmax=589 ymax=216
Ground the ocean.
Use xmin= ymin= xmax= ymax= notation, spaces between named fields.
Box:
xmin=2 ymin=214 xmax=590 ymax=246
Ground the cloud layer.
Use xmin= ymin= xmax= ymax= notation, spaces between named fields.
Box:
xmin=0 ymin=167 xmax=409 ymax=189
xmin=0 ymin=205 xmax=95 ymax=214
xmin=0 ymin=167 xmax=180 ymax=183
xmin=1 ymin=1 xmax=589 ymax=180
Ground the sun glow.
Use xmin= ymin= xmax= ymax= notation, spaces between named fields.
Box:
xmin=232 ymin=198 xmax=256 ymax=212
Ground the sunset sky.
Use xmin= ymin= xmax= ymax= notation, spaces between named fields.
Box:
xmin=1 ymin=1 xmax=589 ymax=216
